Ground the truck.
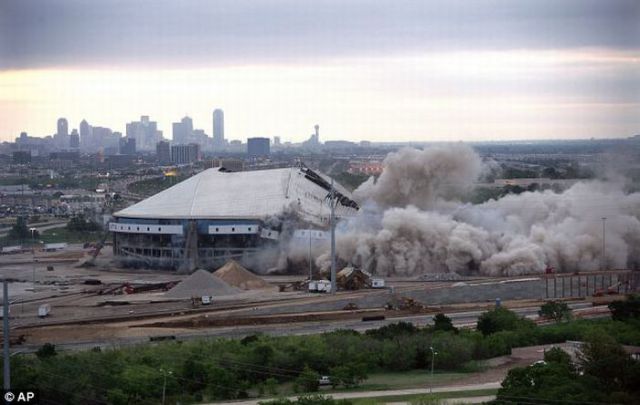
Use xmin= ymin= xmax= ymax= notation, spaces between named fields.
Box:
xmin=43 ymin=243 xmax=67 ymax=252
xmin=316 ymin=280 xmax=332 ymax=293
xmin=38 ymin=304 xmax=51 ymax=318
xmin=370 ymin=278 xmax=385 ymax=288
xmin=308 ymin=280 xmax=332 ymax=293
xmin=1 ymin=245 xmax=23 ymax=254
xmin=318 ymin=376 xmax=332 ymax=386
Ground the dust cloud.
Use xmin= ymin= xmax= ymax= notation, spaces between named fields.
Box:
xmin=315 ymin=144 xmax=640 ymax=276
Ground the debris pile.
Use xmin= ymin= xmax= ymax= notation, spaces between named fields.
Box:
xmin=213 ymin=260 xmax=272 ymax=290
xmin=165 ymin=269 xmax=240 ymax=299
xmin=336 ymin=267 xmax=371 ymax=290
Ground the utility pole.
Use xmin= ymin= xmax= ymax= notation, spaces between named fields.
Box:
xmin=330 ymin=179 xmax=336 ymax=294
xmin=308 ymin=229 xmax=313 ymax=280
xmin=601 ymin=217 xmax=607 ymax=271
xmin=3 ymin=279 xmax=10 ymax=391
xmin=429 ymin=346 xmax=437 ymax=394
xmin=30 ymin=227 xmax=37 ymax=291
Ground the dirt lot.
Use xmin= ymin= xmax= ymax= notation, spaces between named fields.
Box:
xmin=0 ymin=244 xmax=621 ymax=351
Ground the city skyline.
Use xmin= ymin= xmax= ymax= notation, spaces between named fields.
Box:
xmin=1 ymin=0 xmax=638 ymax=142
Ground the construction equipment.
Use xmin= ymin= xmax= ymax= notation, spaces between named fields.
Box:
xmin=77 ymin=229 xmax=110 ymax=268
xmin=386 ymin=296 xmax=425 ymax=312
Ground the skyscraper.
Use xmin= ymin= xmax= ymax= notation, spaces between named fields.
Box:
xmin=156 ymin=140 xmax=171 ymax=164
xmin=126 ymin=115 xmax=162 ymax=151
xmin=171 ymin=143 xmax=200 ymax=164
xmin=55 ymin=118 xmax=69 ymax=148
xmin=172 ymin=116 xmax=193 ymax=144
xmin=212 ymin=109 xmax=224 ymax=148
xmin=57 ymin=118 xmax=68 ymax=137
xmin=247 ymin=137 xmax=270 ymax=157
xmin=69 ymin=129 xmax=80 ymax=148
xmin=79 ymin=119 xmax=92 ymax=151
xmin=119 ymin=137 xmax=136 ymax=155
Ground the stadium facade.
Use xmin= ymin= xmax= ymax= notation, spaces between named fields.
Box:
xmin=111 ymin=166 xmax=359 ymax=272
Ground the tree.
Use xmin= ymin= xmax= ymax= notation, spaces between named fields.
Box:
xmin=609 ymin=295 xmax=640 ymax=321
xmin=36 ymin=343 xmax=57 ymax=360
xmin=264 ymin=377 xmax=279 ymax=396
xmin=498 ymin=331 xmax=640 ymax=404
xmin=539 ymin=301 xmax=572 ymax=322
xmin=542 ymin=167 xmax=561 ymax=179
xmin=578 ymin=330 xmax=634 ymax=393
xmin=544 ymin=347 xmax=575 ymax=372
xmin=476 ymin=307 xmax=533 ymax=336
xmin=8 ymin=216 xmax=37 ymax=241
xmin=498 ymin=362 xmax=587 ymax=403
xmin=329 ymin=363 xmax=367 ymax=388
xmin=432 ymin=313 xmax=457 ymax=333
xmin=365 ymin=322 xmax=417 ymax=339
xmin=296 ymin=366 xmax=320 ymax=393
xmin=67 ymin=214 xmax=101 ymax=232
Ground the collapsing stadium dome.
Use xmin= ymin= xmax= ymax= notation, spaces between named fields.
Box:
xmin=110 ymin=166 xmax=358 ymax=272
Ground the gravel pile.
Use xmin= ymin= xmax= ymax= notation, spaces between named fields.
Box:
xmin=214 ymin=260 xmax=271 ymax=290
xmin=165 ymin=269 xmax=240 ymax=298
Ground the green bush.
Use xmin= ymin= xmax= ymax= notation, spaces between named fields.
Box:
xmin=539 ymin=300 xmax=572 ymax=322
xmin=432 ymin=313 xmax=457 ymax=333
xmin=609 ymin=295 xmax=640 ymax=321
xmin=476 ymin=307 xmax=535 ymax=336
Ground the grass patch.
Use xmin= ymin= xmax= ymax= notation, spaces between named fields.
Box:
xmin=354 ymin=370 xmax=471 ymax=391
xmin=268 ymin=370 xmax=474 ymax=398
xmin=40 ymin=228 xmax=101 ymax=244
xmin=127 ymin=176 xmax=187 ymax=196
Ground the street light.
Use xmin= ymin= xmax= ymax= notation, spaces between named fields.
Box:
xmin=308 ymin=229 xmax=313 ymax=280
xmin=160 ymin=368 xmax=172 ymax=405
xmin=429 ymin=346 xmax=438 ymax=394
xmin=29 ymin=228 xmax=37 ymax=291
xmin=601 ymin=217 xmax=607 ymax=271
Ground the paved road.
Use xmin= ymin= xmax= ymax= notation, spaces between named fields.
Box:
xmin=0 ymin=221 xmax=68 ymax=238
xmin=208 ymin=382 xmax=501 ymax=405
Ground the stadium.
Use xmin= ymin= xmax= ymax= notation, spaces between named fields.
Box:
xmin=110 ymin=166 xmax=359 ymax=272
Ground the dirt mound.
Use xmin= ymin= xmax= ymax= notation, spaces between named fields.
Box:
xmin=165 ymin=269 xmax=240 ymax=298
xmin=214 ymin=260 xmax=271 ymax=290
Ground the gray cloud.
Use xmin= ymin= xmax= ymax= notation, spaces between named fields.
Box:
xmin=1 ymin=0 xmax=638 ymax=69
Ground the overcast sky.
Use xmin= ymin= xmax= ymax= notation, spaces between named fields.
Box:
xmin=0 ymin=0 xmax=638 ymax=142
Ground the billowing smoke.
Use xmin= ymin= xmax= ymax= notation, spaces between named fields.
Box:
xmin=354 ymin=144 xmax=483 ymax=210
xmin=314 ymin=144 xmax=640 ymax=276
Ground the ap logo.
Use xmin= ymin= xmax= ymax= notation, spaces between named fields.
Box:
xmin=3 ymin=391 xmax=36 ymax=403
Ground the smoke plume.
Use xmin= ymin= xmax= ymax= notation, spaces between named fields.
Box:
xmin=315 ymin=144 xmax=640 ymax=276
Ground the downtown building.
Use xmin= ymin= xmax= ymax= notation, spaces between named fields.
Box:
xmin=126 ymin=116 xmax=163 ymax=152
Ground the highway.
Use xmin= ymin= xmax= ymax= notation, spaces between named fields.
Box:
xmin=0 ymin=220 xmax=68 ymax=238
xmin=12 ymin=301 xmax=600 ymax=354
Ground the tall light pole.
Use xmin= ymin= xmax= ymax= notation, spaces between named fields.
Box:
xmin=429 ymin=346 xmax=437 ymax=394
xmin=160 ymin=368 xmax=172 ymax=405
xmin=601 ymin=217 xmax=607 ymax=271
xmin=3 ymin=280 xmax=10 ymax=391
xmin=330 ymin=179 xmax=336 ymax=294
xmin=308 ymin=229 xmax=313 ymax=280
xmin=30 ymin=227 xmax=37 ymax=291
